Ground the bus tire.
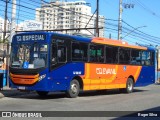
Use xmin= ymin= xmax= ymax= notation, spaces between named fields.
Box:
xmin=66 ymin=79 xmax=80 ymax=98
xmin=37 ymin=91 xmax=49 ymax=97
xmin=120 ymin=78 xmax=134 ymax=93
xmin=126 ymin=78 xmax=134 ymax=93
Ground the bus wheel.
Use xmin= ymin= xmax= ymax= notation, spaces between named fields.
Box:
xmin=66 ymin=79 xmax=80 ymax=98
xmin=126 ymin=78 xmax=134 ymax=93
xmin=37 ymin=91 xmax=49 ymax=97
xmin=120 ymin=78 xmax=134 ymax=93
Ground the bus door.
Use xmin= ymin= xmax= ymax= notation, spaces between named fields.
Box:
xmin=50 ymin=37 xmax=71 ymax=90
xmin=51 ymin=37 xmax=71 ymax=69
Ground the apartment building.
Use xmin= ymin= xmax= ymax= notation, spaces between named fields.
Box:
xmin=36 ymin=0 xmax=105 ymax=37
xmin=0 ymin=17 xmax=10 ymax=50
xmin=0 ymin=17 xmax=10 ymax=41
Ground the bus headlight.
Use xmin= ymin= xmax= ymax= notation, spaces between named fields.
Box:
xmin=39 ymin=74 xmax=46 ymax=81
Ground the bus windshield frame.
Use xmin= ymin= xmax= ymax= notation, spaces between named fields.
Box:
xmin=10 ymin=43 xmax=48 ymax=69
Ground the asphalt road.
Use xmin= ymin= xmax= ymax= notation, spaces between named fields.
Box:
xmin=0 ymin=84 xmax=160 ymax=120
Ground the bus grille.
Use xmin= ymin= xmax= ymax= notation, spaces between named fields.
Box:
xmin=10 ymin=73 xmax=39 ymax=85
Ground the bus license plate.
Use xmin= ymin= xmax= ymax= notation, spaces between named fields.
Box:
xmin=18 ymin=86 xmax=25 ymax=90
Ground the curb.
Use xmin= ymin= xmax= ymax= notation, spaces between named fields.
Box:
xmin=154 ymin=83 xmax=160 ymax=85
xmin=0 ymin=92 xmax=4 ymax=98
xmin=0 ymin=88 xmax=31 ymax=99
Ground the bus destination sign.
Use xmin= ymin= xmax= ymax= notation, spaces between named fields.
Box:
xmin=15 ymin=34 xmax=46 ymax=41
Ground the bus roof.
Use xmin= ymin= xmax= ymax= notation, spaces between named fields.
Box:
xmin=92 ymin=37 xmax=148 ymax=50
xmin=13 ymin=31 xmax=151 ymax=51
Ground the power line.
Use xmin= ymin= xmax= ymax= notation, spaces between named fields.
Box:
xmin=106 ymin=27 xmax=153 ymax=44
xmin=122 ymin=20 xmax=160 ymax=40
xmin=1 ymin=0 xmax=119 ymax=26
xmin=105 ymin=22 xmax=160 ymax=44
xmin=134 ymin=0 xmax=160 ymax=19
xmin=1 ymin=0 xmax=159 ymax=45
xmin=0 ymin=0 xmax=96 ymax=27
xmin=105 ymin=20 xmax=160 ymax=43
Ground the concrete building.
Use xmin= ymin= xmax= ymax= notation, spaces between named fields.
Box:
xmin=35 ymin=0 xmax=105 ymax=37
xmin=0 ymin=17 xmax=10 ymax=50
xmin=0 ymin=17 xmax=10 ymax=41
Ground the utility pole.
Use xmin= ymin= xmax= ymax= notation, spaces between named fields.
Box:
xmin=3 ymin=0 xmax=9 ymax=43
xmin=96 ymin=0 xmax=99 ymax=37
xmin=118 ymin=0 xmax=122 ymax=40
xmin=6 ymin=0 xmax=16 ymax=87
xmin=2 ymin=0 xmax=9 ymax=88
xmin=10 ymin=0 xmax=16 ymax=43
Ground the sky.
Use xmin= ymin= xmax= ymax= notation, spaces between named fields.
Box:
xmin=68 ymin=0 xmax=160 ymax=45
xmin=88 ymin=0 xmax=160 ymax=45
xmin=0 ymin=0 xmax=160 ymax=45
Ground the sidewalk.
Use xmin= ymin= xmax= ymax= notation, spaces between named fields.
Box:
xmin=0 ymin=86 xmax=30 ymax=98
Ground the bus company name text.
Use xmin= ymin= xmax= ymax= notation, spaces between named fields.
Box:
xmin=96 ymin=68 xmax=117 ymax=75
xmin=16 ymin=35 xmax=45 ymax=41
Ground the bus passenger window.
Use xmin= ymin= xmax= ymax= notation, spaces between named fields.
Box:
xmin=89 ymin=44 xmax=104 ymax=63
xmin=97 ymin=47 xmax=104 ymax=63
xmin=72 ymin=42 xmax=88 ymax=62
xmin=119 ymin=48 xmax=130 ymax=64
xmin=131 ymin=50 xmax=141 ymax=65
xmin=141 ymin=51 xmax=154 ymax=66
xmin=106 ymin=46 xmax=118 ymax=64
xmin=89 ymin=46 xmax=96 ymax=62
xmin=72 ymin=42 xmax=82 ymax=61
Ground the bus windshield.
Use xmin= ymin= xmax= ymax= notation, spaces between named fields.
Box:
xmin=10 ymin=43 xmax=48 ymax=69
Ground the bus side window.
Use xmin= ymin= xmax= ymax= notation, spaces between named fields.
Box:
xmin=106 ymin=46 xmax=118 ymax=64
xmin=131 ymin=49 xmax=141 ymax=65
xmin=72 ymin=42 xmax=88 ymax=62
xmin=89 ymin=44 xmax=104 ymax=63
xmin=89 ymin=45 xmax=96 ymax=62
xmin=119 ymin=48 xmax=130 ymax=64
xmin=97 ymin=46 xmax=104 ymax=63
xmin=72 ymin=42 xmax=82 ymax=61
xmin=141 ymin=51 xmax=153 ymax=66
